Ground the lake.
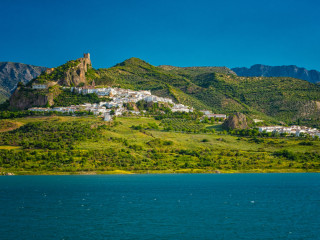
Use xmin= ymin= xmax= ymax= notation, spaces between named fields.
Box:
xmin=0 ymin=173 xmax=319 ymax=239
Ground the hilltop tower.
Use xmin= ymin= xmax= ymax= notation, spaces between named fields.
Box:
xmin=83 ymin=53 xmax=90 ymax=60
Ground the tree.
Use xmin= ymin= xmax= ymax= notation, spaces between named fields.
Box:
xmin=17 ymin=81 xmax=25 ymax=88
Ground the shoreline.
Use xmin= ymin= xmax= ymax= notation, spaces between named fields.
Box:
xmin=2 ymin=168 xmax=319 ymax=176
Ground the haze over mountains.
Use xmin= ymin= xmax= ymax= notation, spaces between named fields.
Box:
xmin=232 ymin=64 xmax=320 ymax=84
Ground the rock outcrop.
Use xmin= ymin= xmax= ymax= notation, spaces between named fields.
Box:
xmin=222 ymin=112 xmax=248 ymax=130
xmin=232 ymin=64 xmax=320 ymax=84
xmin=58 ymin=53 xmax=92 ymax=86
xmin=8 ymin=53 xmax=91 ymax=110
xmin=9 ymin=85 xmax=61 ymax=110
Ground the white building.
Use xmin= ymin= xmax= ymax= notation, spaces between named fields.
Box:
xmin=171 ymin=104 xmax=193 ymax=113
xmin=28 ymin=107 xmax=49 ymax=112
xmin=258 ymin=125 xmax=320 ymax=138
xmin=32 ymin=84 xmax=48 ymax=90
xmin=104 ymin=113 xmax=112 ymax=122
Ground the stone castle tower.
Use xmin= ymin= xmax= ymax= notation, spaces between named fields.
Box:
xmin=83 ymin=53 xmax=90 ymax=59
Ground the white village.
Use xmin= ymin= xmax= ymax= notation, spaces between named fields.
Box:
xmin=258 ymin=126 xmax=320 ymax=138
xmin=28 ymin=85 xmax=320 ymax=138
xmin=29 ymin=86 xmax=199 ymax=121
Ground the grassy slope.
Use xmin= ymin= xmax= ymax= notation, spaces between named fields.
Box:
xmin=0 ymin=116 xmax=319 ymax=175
xmin=209 ymin=74 xmax=320 ymax=121
xmin=6 ymin=57 xmax=320 ymax=125
xmin=93 ymin=58 xmax=210 ymax=109
xmin=89 ymin=58 xmax=320 ymax=125
xmin=91 ymin=59 xmax=275 ymax=122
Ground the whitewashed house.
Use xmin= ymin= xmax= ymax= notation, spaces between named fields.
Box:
xmin=32 ymin=84 xmax=48 ymax=90
xmin=104 ymin=113 xmax=112 ymax=121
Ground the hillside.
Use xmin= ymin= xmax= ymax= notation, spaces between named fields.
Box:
xmin=5 ymin=55 xmax=320 ymax=126
xmin=0 ymin=62 xmax=47 ymax=103
xmin=91 ymin=58 xmax=320 ymax=124
xmin=2 ymin=55 xmax=320 ymax=175
xmin=8 ymin=54 xmax=92 ymax=110
xmin=232 ymin=64 xmax=320 ymax=84
xmin=0 ymin=116 xmax=319 ymax=175
xmin=188 ymin=73 xmax=320 ymax=123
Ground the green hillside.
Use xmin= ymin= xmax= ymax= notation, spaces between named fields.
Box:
xmin=5 ymin=56 xmax=320 ymax=127
xmin=1 ymin=116 xmax=319 ymax=175
xmin=2 ymin=55 xmax=320 ymax=175
xmin=88 ymin=58 xmax=320 ymax=125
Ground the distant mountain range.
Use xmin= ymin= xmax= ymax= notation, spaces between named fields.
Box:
xmin=0 ymin=62 xmax=47 ymax=102
xmin=232 ymin=64 xmax=320 ymax=84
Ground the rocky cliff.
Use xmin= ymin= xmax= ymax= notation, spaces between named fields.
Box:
xmin=232 ymin=64 xmax=320 ymax=84
xmin=8 ymin=54 xmax=91 ymax=110
xmin=9 ymin=85 xmax=61 ymax=110
xmin=222 ymin=112 xmax=248 ymax=130
xmin=58 ymin=54 xmax=92 ymax=86
xmin=0 ymin=62 xmax=47 ymax=102
xmin=31 ymin=53 xmax=92 ymax=87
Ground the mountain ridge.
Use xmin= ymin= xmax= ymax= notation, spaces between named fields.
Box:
xmin=3 ymin=55 xmax=320 ymax=127
xmin=232 ymin=64 xmax=320 ymax=84
xmin=0 ymin=62 xmax=47 ymax=102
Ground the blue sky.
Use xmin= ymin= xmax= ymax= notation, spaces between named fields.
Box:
xmin=1 ymin=0 xmax=320 ymax=70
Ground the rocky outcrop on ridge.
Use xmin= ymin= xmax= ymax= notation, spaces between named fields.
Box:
xmin=58 ymin=53 xmax=92 ymax=86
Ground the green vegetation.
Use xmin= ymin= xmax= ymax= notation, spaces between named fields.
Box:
xmin=0 ymin=109 xmax=93 ymax=120
xmin=32 ymin=60 xmax=80 ymax=84
xmin=161 ymin=118 xmax=213 ymax=133
xmin=0 ymin=116 xmax=319 ymax=175
xmin=2 ymin=56 xmax=320 ymax=174
xmin=0 ymin=119 xmax=103 ymax=150
xmin=0 ymin=120 xmax=20 ymax=132
xmin=82 ymin=57 xmax=320 ymax=127
xmin=6 ymin=56 xmax=320 ymax=127
xmin=53 ymin=89 xmax=108 ymax=107
xmin=0 ymin=89 xmax=10 ymax=104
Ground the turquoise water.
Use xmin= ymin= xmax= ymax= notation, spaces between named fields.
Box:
xmin=0 ymin=173 xmax=319 ymax=240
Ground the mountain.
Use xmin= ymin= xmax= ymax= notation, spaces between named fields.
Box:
xmin=90 ymin=57 xmax=320 ymax=124
xmin=7 ymin=55 xmax=320 ymax=127
xmin=232 ymin=64 xmax=320 ymax=84
xmin=9 ymin=54 xmax=92 ymax=110
xmin=0 ymin=62 xmax=47 ymax=103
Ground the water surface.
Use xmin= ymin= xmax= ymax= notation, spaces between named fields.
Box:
xmin=0 ymin=173 xmax=319 ymax=239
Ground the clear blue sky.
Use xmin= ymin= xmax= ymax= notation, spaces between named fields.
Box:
xmin=1 ymin=0 xmax=320 ymax=70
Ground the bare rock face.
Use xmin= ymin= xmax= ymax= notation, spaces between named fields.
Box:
xmin=0 ymin=62 xmax=47 ymax=92
xmin=0 ymin=62 xmax=47 ymax=102
xmin=8 ymin=54 xmax=91 ymax=109
xmin=222 ymin=112 xmax=248 ymax=130
xmin=232 ymin=64 xmax=320 ymax=84
xmin=8 ymin=85 xmax=61 ymax=110
xmin=58 ymin=54 xmax=91 ymax=86
xmin=9 ymin=87 xmax=50 ymax=110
